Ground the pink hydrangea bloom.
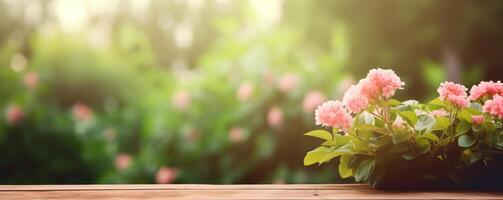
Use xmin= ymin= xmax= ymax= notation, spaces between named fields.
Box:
xmin=468 ymin=81 xmax=503 ymax=101
xmin=303 ymin=91 xmax=326 ymax=112
xmin=437 ymin=81 xmax=469 ymax=108
xmin=314 ymin=100 xmax=353 ymax=129
xmin=156 ymin=167 xmax=178 ymax=184
xmin=359 ymin=68 xmax=404 ymax=99
xmin=23 ymin=72 xmax=38 ymax=90
xmin=5 ymin=104 xmax=24 ymax=126
xmin=277 ymin=73 xmax=299 ymax=93
xmin=115 ymin=153 xmax=132 ymax=171
xmin=237 ymin=82 xmax=254 ymax=102
xmin=72 ymin=102 xmax=93 ymax=121
xmin=431 ymin=109 xmax=449 ymax=117
xmin=229 ymin=126 xmax=245 ymax=143
xmin=471 ymin=114 xmax=484 ymax=125
xmin=172 ymin=90 xmax=191 ymax=111
xmin=342 ymin=85 xmax=369 ymax=113
xmin=483 ymin=95 xmax=503 ymax=119
xmin=267 ymin=106 xmax=283 ymax=127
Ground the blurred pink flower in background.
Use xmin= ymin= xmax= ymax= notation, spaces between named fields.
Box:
xmin=72 ymin=102 xmax=93 ymax=121
xmin=115 ymin=153 xmax=132 ymax=171
xmin=237 ymin=82 xmax=254 ymax=102
xmin=172 ymin=90 xmax=191 ymax=111
xmin=315 ymin=100 xmax=352 ymax=129
xmin=468 ymin=81 xmax=503 ymax=101
xmin=156 ymin=167 xmax=178 ymax=184
xmin=303 ymin=91 xmax=326 ymax=113
xmin=337 ymin=77 xmax=354 ymax=93
xmin=23 ymin=72 xmax=38 ymax=90
xmin=431 ymin=109 xmax=449 ymax=117
xmin=471 ymin=114 xmax=484 ymax=125
xmin=5 ymin=104 xmax=24 ymax=126
xmin=483 ymin=95 xmax=503 ymax=119
xmin=437 ymin=81 xmax=469 ymax=108
xmin=267 ymin=106 xmax=283 ymax=127
xmin=277 ymin=73 xmax=299 ymax=93
xmin=229 ymin=126 xmax=245 ymax=143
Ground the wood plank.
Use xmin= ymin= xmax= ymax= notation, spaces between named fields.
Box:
xmin=0 ymin=184 xmax=501 ymax=200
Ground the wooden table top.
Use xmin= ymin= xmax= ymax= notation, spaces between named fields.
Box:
xmin=0 ymin=184 xmax=502 ymax=199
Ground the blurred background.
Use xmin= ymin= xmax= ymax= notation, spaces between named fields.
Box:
xmin=0 ymin=0 xmax=502 ymax=184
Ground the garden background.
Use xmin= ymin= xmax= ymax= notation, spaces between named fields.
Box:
xmin=1 ymin=0 xmax=503 ymax=184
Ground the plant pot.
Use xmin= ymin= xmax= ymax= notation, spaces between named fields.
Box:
xmin=367 ymin=155 xmax=503 ymax=190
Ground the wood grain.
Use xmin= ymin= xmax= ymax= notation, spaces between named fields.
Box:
xmin=0 ymin=184 xmax=501 ymax=200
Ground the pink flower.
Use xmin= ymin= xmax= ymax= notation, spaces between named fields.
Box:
xmin=431 ymin=109 xmax=449 ymax=117
xmin=277 ymin=73 xmax=299 ymax=93
xmin=5 ymin=104 xmax=24 ymax=126
xmin=267 ymin=106 xmax=283 ymax=127
xmin=468 ymin=81 xmax=503 ymax=101
xmin=23 ymin=72 xmax=38 ymax=89
xmin=156 ymin=167 xmax=178 ymax=184
xmin=115 ymin=153 xmax=132 ymax=171
xmin=72 ymin=102 xmax=93 ymax=121
xmin=471 ymin=114 xmax=484 ymax=125
xmin=229 ymin=126 xmax=245 ymax=143
xmin=437 ymin=81 xmax=469 ymax=108
xmin=483 ymin=95 xmax=503 ymax=119
xmin=172 ymin=90 xmax=191 ymax=111
xmin=237 ymin=82 xmax=254 ymax=101
xmin=342 ymin=85 xmax=369 ymax=113
xmin=359 ymin=68 xmax=404 ymax=100
xmin=314 ymin=100 xmax=353 ymax=129
xmin=303 ymin=91 xmax=326 ymax=112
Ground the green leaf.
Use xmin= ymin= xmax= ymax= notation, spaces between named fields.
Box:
xmin=420 ymin=132 xmax=439 ymax=142
xmin=399 ymin=111 xmax=418 ymax=125
xmin=358 ymin=124 xmax=391 ymax=135
xmin=402 ymin=153 xmax=416 ymax=160
xmin=388 ymin=99 xmax=401 ymax=106
xmin=415 ymin=114 xmax=436 ymax=131
xmin=416 ymin=138 xmax=431 ymax=154
xmin=338 ymin=155 xmax=353 ymax=178
xmin=470 ymin=102 xmax=483 ymax=111
xmin=457 ymin=110 xmax=472 ymax=122
xmin=432 ymin=116 xmax=451 ymax=130
xmin=304 ymin=130 xmax=332 ymax=141
xmin=458 ymin=135 xmax=476 ymax=148
xmin=355 ymin=159 xmax=375 ymax=182
xmin=428 ymin=97 xmax=446 ymax=107
xmin=455 ymin=120 xmax=471 ymax=136
xmin=392 ymin=131 xmax=412 ymax=144
xmin=303 ymin=146 xmax=330 ymax=166
xmin=319 ymin=143 xmax=353 ymax=163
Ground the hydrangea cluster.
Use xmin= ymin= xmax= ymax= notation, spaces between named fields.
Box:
xmin=483 ymin=95 xmax=503 ymax=119
xmin=315 ymin=68 xmax=403 ymax=129
xmin=314 ymin=100 xmax=352 ymax=129
xmin=469 ymin=81 xmax=503 ymax=101
xmin=437 ymin=81 xmax=469 ymax=108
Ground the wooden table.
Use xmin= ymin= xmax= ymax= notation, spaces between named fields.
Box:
xmin=0 ymin=184 xmax=502 ymax=199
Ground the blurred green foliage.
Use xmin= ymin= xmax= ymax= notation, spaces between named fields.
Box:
xmin=0 ymin=0 xmax=501 ymax=184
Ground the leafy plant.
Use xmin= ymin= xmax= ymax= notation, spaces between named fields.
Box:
xmin=304 ymin=69 xmax=503 ymax=186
